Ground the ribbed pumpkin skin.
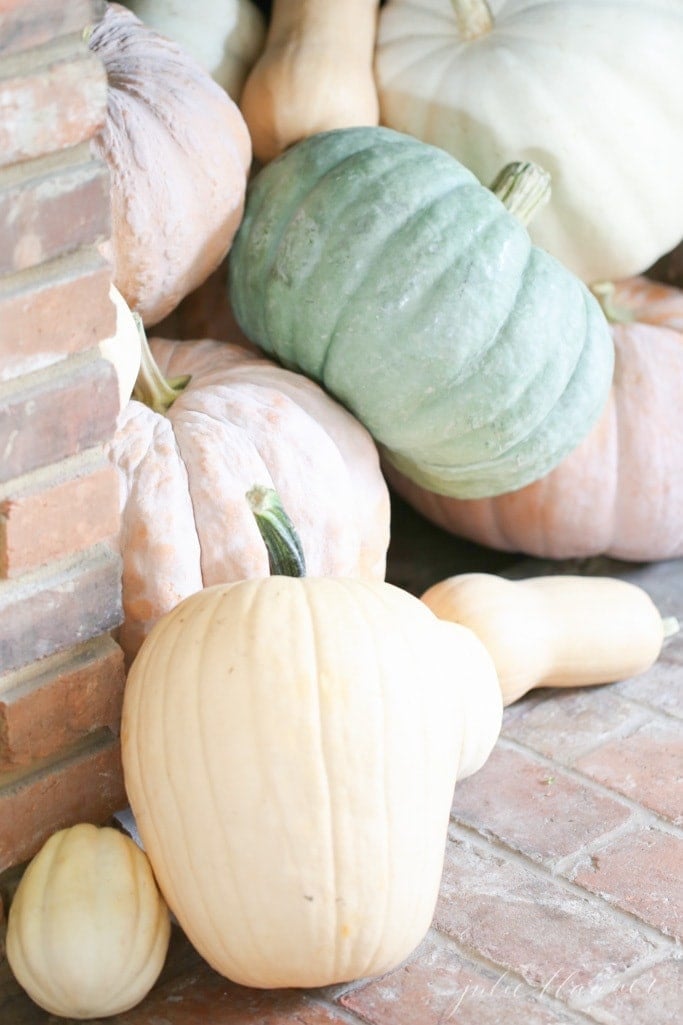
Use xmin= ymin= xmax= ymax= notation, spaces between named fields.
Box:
xmin=108 ymin=337 xmax=391 ymax=662
xmin=6 ymin=825 xmax=170 ymax=1019
xmin=121 ymin=577 xmax=502 ymax=989
xmin=228 ymin=126 xmax=614 ymax=499
xmin=386 ymin=277 xmax=683 ymax=561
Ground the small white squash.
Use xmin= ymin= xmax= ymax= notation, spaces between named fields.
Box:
xmin=98 ymin=284 xmax=143 ymax=412
xmin=124 ymin=0 xmax=266 ymax=100
xmin=6 ymin=824 xmax=171 ymax=1019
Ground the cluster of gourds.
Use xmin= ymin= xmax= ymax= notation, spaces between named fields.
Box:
xmin=5 ymin=0 xmax=683 ymax=1018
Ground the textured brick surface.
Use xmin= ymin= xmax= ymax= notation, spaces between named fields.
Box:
xmin=0 ymin=51 xmax=106 ymax=167
xmin=567 ymin=828 xmax=683 ymax=940
xmin=0 ymin=252 xmax=115 ymax=381
xmin=0 ymin=636 xmax=125 ymax=770
xmin=341 ymin=934 xmax=577 ymax=1025
xmin=0 ymin=151 xmax=110 ymax=275
xmin=450 ymin=743 xmax=632 ymax=864
xmin=0 ymin=545 xmax=122 ymax=674
xmin=0 ymin=458 xmax=119 ymax=577
xmin=0 ymin=729 xmax=126 ymax=872
xmin=0 ymin=0 xmax=105 ymax=56
xmin=501 ymin=688 xmax=649 ymax=764
xmin=612 ymin=650 xmax=683 ymax=719
xmin=573 ymin=720 xmax=683 ymax=825
xmin=584 ymin=956 xmax=683 ymax=1025
xmin=434 ymin=833 xmax=658 ymax=1000
xmin=0 ymin=353 xmax=119 ymax=483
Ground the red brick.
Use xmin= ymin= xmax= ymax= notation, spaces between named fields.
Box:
xmin=341 ymin=933 xmax=577 ymax=1025
xmin=0 ymin=0 xmax=105 ymax=56
xmin=0 ymin=353 xmax=119 ymax=483
xmin=501 ymin=688 xmax=649 ymax=764
xmin=0 ymin=728 xmax=127 ymax=872
xmin=585 ymin=956 xmax=683 ymax=1025
xmin=0 ymin=635 xmax=125 ymax=770
xmin=450 ymin=744 xmax=632 ymax=864
xmin=0 ymin=151 xmax=110 ymax=274
xmin=568 ymin=828 xmax=683 ymax=940
xmin=0 ymin=458 xmax=120 ymax=577
xmin=573 ymin=720 xmax=683 ymax=825
xmin=435 ymin=833 xmax=657 ymax=1001
xmin=0 ymin=51 xmax=106 ymax=167
xmin=0 ymin=544 xmax=123 ymax=674
xmin=613 ymin=649 xmax=683 ymax=720
xmin=0 ymin=252 xmax=115 ymax=380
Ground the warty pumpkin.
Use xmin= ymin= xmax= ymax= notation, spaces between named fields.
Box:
xmin=108 ymin=332 xmax=391 ymax=662
xmin=121 ymin=487 xmax=502 ymax=989
xmin=123 ymin=0 xmax=266 ymax=100
xmin=6 ymin=824 xmax=170 ymax=1019
xmin=88 ymin=3 xmax=251 ymax=326
xmin=385 ymin=276 xmax=683 ymax=562
xmin=421 ymin=572 xmax=678 ymax=706
xmin=228 ymin=126 xmax=614 ymax=499
xmin=375 ymin=0 xmax=683 ymax=283
xmin=240 ymin=0 xmax=381 ymax=164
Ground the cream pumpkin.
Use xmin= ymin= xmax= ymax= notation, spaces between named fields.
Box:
xmin=109 ymin=335 xmax=391 ymax=661
xmin=88 ymin=3 xmax=251 ymax=326
xmin=376 ymin=0 xmax=683 ymax=282
xmin=6 ymin=824 xmax=170 ymax=1019
xmin=385 ymin=277 xmax=683 ymax=562
xmin=121 ymin=490 xmax=502 ymax=989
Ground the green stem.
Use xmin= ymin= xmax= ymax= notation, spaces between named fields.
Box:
xmin=490 ymin=162 xmax=552 ymax=227
xmin=662 ymin=616 xmax=680 ymax=641
xmin=451 ymin=0 xmax=494 ymax=41
xmin=246 ymin=486 xmax=306 ymax=578
xmin=132 ymin=320 xmax=191 ymax=414
xmin=590 ymin=282 xmax=636 ymax=324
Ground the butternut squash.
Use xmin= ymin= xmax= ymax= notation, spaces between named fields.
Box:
xmin=421 ymin=573 xmax=678 ymax=706
xmin=240 ymin=0 xmax=381 ymax=164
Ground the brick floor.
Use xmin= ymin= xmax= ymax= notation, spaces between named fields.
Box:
xmin=1 ymin=510 xmax=681 ymax=1024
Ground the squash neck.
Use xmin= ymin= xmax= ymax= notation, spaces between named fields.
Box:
xmin=133 ymin=326 xmax=191 ymax=414
xmin=451 ymin=0 xmax=493 ymax=40
xmin=490 ymin=161 xmax=552 ymax=227
xmin=246 ymin=485 xmax=307 ymax=578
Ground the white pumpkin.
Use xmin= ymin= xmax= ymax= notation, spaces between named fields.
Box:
xmin=98 ymin=284 xmax=143 ymax=412
xmin=375 ymin=0 xmax=683 ymax=283
xmin=124 ymin=0 xmax=266 ymax=99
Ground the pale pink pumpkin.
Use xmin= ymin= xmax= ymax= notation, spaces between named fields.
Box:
xmin=89 ymin=4 xmax=251 ymax=326
xmin=384 ymin=277 xmax=683 ymax=562
xmin=108 ymin=337 xmax=391 ymax=662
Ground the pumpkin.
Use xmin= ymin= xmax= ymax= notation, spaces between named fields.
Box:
xmin=88 ymin=3 xmax=251 ymax=327
xmin=108 ymin=331 xmax=391 ymax=662
xmin=421 ymin=572 xmax=678 ymax=706
xmin=240 ymin=0 xmax=381 ymax=164
xmin=123 ymin=0 xmax=266 ymax=100
xmin=385 ymin=276 xmax=683 ymax=562
xmin=120 ymin=486 xmax=502 ymax=989
xmin=98 ymin=284 xmax=143 ymax=412
xmin=228 ymin=126 xmax=614 ymax=499
xmin=375 ymin=0 xmax=683 ymax=283
xmin=6 ymin=824 xmax=170 ymax=1019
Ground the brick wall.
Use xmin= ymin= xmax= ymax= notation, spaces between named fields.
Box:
xmin=0 ymin=0 xmax=127 ymax=874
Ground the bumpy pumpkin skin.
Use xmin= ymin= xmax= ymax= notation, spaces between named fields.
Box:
xmin=228 ymin=126 xmax=614 ymax=500
xmin=108 ymin=337 xmax=391 ymax=661
xmin=6 ymin=824 xmax=170 ymax=1019
xmin=121 ymin=577 xmax=502 ymax=989
xmin=386 ymin=278 xmax=683 ymax=561
xmin=376 ymin=0 xmax=683 ymax=284
xmin=89 ymin=4 xmax=251 ymax=326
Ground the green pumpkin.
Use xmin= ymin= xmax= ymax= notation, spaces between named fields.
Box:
xmin=227 ymin=127 xmax=614 ymax=499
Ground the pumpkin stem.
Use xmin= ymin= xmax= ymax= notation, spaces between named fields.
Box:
xmin=451 ymin=0 xmax=494 ymax=40
xmin=590 ymin=282 xmax=636 ymax=324
xmin=246 ymin=485 xmax=307 ymax=578
xmin=490 ymin=162 xmax=552 ymax=227
xmin=662 ymin=616 xmax=680 ymax=641
xmin=132 ymin=319 xmax=191 ymax=413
